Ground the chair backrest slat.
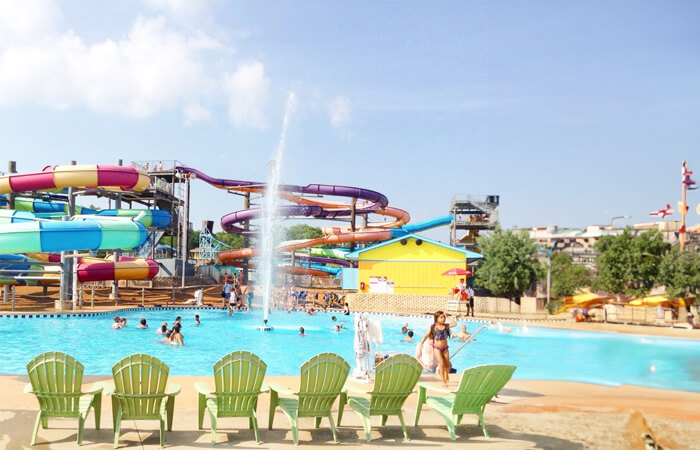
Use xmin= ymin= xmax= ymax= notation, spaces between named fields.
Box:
xmin=27 ymin=351 xmax=84 ymax=416
xmin=212 ymin=351 xmax=267 ymax=415
xmin=370 ymin=354 xmax=421 ymax=413
xmin=453 ymin=365 xmax=516 ymax=414
xmin=112 ymin=354 xmax=170 ymax=419
xmin=297 ymin=353 xmax=349 ymax=416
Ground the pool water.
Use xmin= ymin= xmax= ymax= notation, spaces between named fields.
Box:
xmin=2 ymin=308 xmax=700 ymax=392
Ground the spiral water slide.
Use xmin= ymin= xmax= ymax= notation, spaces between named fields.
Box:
xmin=176 ymin=166 xmax=412 ymax=266
xmin=0 ymin=164 xmax=162 ymax=283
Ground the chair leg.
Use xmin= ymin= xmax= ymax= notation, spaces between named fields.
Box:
xmin=361 ymin=414 xmax=372 ymax=443
xmin=327 ymin=414 xmax=339 ymax=444
xmin=208 ymin=409 xmax=217 ymax=444
xmin=381 ymin=415 xmax=388 ymax=426
xmin=77 ymin=415 xmax=85 ymax=446
xmin=198 ymin=394 xmax=206 ymax=429
xmin=291 ymin=416 xmax=299 ymax=445
xmin=251 ymin=412 xmax=261 ymax=444
xmin=414 ymin=387 xmax=426 ymax=426
xmin=398 ymin=411 xmax=409 ymax=441
xmin=447 ymin=416 xmax=456 ymax=441
xmin=93 ymin=395 xmax=102 ymax=430
xmin=113 ymin=410 xmax=122 ymax=449
xmin=457 ymin=414 xmax=463 ymax=425
xmin=478 ymin=412 xmax=489 ymax=439
xmin=159 ymin=417 xmax=165 ymax=447
xmin=268 ymin=391 xmax=278 ymax=430
xmin=314 ymin=416 xmax=322 ymax=428
xmin=337 ymin=392 xmax=347 ymax=426
xmin=31 ymin=412 xmax=42 ymax=446
xmin=166 ymin=395 xmax=175 ymax=432
xmin=111 ymin=399 xmax=119 ymax=430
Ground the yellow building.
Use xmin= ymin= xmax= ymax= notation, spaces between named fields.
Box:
xmin=346 ymin=234 xmax=482 ymax=296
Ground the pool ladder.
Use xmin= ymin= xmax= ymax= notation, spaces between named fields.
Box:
xmin=449 ymin=324 xmax=487 ymax=360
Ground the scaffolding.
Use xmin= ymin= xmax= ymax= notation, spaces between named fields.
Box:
xmin=449 ymin=194 xmax=500 ymax=250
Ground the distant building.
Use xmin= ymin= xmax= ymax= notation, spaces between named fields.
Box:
xmin=346 ymin=233 xmax=482 ymax=296
xmin=514 ymin=221 xmax=687 ymax=268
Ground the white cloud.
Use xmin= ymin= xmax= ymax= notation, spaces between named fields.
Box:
xmin=144 ymin=0 xmax=210 ymax=20
xmin=0 ymin=0 xmax=62 ymax=46
xmin=329 ymin=96 xmax=351 ymax=128
xmin=0 ymin=5 xmax=271 ymax=128
xmin=223 ymin=61 xmax=270 ymax=129
xmin=184 ymin=104 xmax=212 ymax=125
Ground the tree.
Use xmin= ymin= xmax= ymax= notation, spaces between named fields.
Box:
xmin=215 ymin=232 xmax=244 ymax=249
xmin=475 ymin=229 xmax=540 ymax=302
xmin=285 ymin=224 xmax=324 ymax=241
xmin=593 ymin=229 xmax=669 ymax=297
xmin=659 ymin=247 xmax=700 ymax=303
xmin=550 ymin=252 xmax=591 ymax=297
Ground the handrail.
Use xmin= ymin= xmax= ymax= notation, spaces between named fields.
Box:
xmin=449 ymin=324 xmax=487 ymax=360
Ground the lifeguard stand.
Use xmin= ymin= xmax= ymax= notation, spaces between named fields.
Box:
xmin=449 ymin=195 xmax=500 ymax=251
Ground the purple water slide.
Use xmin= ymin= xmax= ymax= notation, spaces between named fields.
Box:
xmin=289 ymin=254 xmax=354 ymax=267
xmin=177 ymin=165 xmax=390 ymax=234
xmin=177 ymin=166 xmax=388 ymax=208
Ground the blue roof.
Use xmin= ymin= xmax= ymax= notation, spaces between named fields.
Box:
xmin=345 ymin=233 xmax=482 ymax=259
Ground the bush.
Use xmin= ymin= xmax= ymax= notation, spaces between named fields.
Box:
xmin=545 ymin=299 xmax=564 ymax=315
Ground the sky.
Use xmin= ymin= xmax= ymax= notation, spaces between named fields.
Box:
xmin=0 ymin=0 xmax=699 ymax=243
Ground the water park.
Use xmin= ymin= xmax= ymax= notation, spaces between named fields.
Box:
xmin=0 ymin=155 xmax=698 ymax=449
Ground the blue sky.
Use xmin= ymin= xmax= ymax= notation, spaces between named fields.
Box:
xmin=0 ymin=0 xmax=698 ymax=242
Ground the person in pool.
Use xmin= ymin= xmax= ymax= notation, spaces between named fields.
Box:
xmin=157 ymin=322 xmax=168 ymax=335
xmin=451 ymin=324 xmax=472 ymax=341
xmin=137 ymin=318 xmax=148 ymax=329
xmin=111 ymin=316 xmax=122 ymax=329
xmin=299 ymin=327 xmax=306 ymax=336
xmin=194 ymin=314 xmax=200 ymax=325
xmin=404 ymin=330 xmax=414 ymax=342
xmin=420 ymin=311 xmax=458 ymax=387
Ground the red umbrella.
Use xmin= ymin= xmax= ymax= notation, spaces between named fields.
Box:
xmin=442 ymin=268 xmax=472 ymax=276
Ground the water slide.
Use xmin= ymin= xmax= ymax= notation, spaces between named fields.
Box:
xmin=0 ymin=164 xmax=162 ymax=283
xmin=176 ymin=166 xmax=453 ymax=270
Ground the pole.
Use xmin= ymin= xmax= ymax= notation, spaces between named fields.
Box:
xmin=7 ymin=161 xmax=16 ymax=209
xmin=680 ymin=160 xmax=688 ymax=251
xmin=350 ymin=197 xmax=357 ymax=252
xmin=181 ymin=175 xmax=190 ymax=289
xmin=111 ymin=159 xmax=123 ymax=304
xmin=243 ymin=192 xmax=250 ymax=285
xmin=546 ymin=257 xmax=551 ymax=304
xmin=11 ymin=285 xmax=15 ymax=312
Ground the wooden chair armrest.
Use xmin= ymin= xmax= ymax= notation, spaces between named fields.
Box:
xmin=417 ymin=381 xmax=453 ymax=394
xmin=102 ymin=382 xmax=116 ymax=396
xmin=83 ymin=382 xmax=105 ymax=395
xmin=260 ymin=382 xmax=270 ymax=393
xmin=165 ymin=383 xmax=181 ymax=396
xmin=344 ymin=384 xmax=372 ymax=395
xmin=267 ymin=382 xmax=296 ymax=396
xmin=194 ymin=382 xmax=212 ymax=396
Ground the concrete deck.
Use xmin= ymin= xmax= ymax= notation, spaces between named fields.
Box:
xmin=3 ymin=373 xmax=700 ymax=449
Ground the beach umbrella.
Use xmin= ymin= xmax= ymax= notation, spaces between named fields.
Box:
xmin=441 ymin=268 xmax=472 ymax=276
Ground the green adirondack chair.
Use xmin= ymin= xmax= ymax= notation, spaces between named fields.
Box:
xmin=337 ymin=353 xmax=422 ymax=442
xmin=104 ymin=354 xmax=181 ymax=448
xmin=414 ymin=364 xmax=516 ymax=440
xmin=25 ymin=351 xmax=103 ymax=446
xmin=195 ymin=351 xmax=269 ymax=444
xmin=268 ymin=352 xmax=350 ymax=445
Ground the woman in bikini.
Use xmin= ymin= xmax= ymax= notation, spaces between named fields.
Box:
xmin=420 ymin=310 xmax=458 ymax=387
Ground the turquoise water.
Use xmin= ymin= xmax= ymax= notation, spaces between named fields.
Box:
xmin=2 ymin=308 xmax=700 ymax=392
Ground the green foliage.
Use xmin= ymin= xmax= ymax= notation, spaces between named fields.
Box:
xmin=545 ymin=299 xmax=564 ymax=315
xmin=593 ymin=229 xmax=670 ymax=297
xmin=659 ymin=247 xmax=700 ymax=302
xmin=550 ymin=252 xmax=591 ymax=297
xmin=475 ymin=229 xmax=540 ymax=301
xmin=215 ymin=232 xmax=244 ymax=249
xmin=285 ymin=224 xmax=324 ymax=241
xmin=189 ymin=230 xmax=200 ymax=250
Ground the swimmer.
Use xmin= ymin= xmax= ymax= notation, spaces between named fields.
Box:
xmin=331 ymin=316 xmax=337 ymax=322
xmin=137 ymin=318 xmax=148 ymax=329
xmin=307 ymin=308 xmax=316 ymax=316
xmin=157 ymin=322 xmax=168 ymax=335
xmin=195 ymin=314 xmax=200 ymax=325
xmin=111 ymin=316 xmax=121 ymax=329
xmin=451 ymin=324 xmax=472 ymax=341
xmin=120 ymin=318 xmax=127 ymax=328
xmin=299 ymin=327 xmax=306 ymax=336
xmin=401 ymin=323 xmax=409 ymax=334
xmin=404 ymin=330 xmax=414 ymax=342
xmin=160 ymin=330 xmax=173 ymax=343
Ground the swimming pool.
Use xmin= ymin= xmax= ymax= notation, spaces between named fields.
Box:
xmin=2 ymin=308 xmax=699 ymax=392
